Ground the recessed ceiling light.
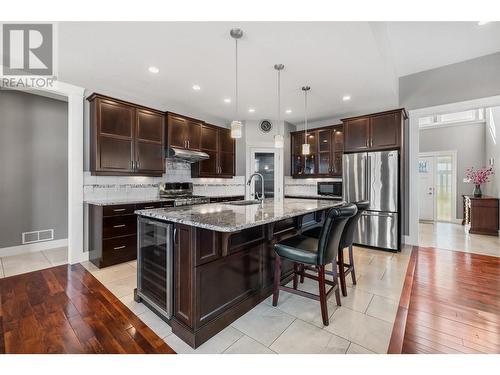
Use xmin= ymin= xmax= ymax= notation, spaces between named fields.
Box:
xmin=342 ymin=95 xmax=351 ymax=101
xmin=248 ymin=108 xmax=255 ymax=113
xmin=148 ymin=66 xmax=159 ymax=74
xmin=285 ymin=109 xmax=292 ymax=114
xmin=478 ymin=21 xmax=491 ymax=26
xmin=192 ymin=84 xmax=201 ymax=91
xmin=223 ymin=98 xmax=231 ymax=103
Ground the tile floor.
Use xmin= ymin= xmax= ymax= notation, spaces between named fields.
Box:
xmin=0 ymin=246 xmax=68 ymax=278
xmin=1 ymin=244 xmax=411 ymax=354
xmin=81 ymin=245 xmax=412 ymax=354
xmin=419 ymin=221 xmax=500 ymax=258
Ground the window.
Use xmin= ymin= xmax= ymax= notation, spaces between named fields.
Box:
xmin=418 ymin=109 xmax=485 ymax=129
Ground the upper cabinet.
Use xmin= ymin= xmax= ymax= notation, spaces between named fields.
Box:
xmin=166 ymin=112 xmax=202 ymax=151
xmin=88 ymin=94 xmax=165 ymax=176
xmin=291 ymin=124 xmax=343 ymax=178
xmin=342 ymin=109 xmax=407 ymax=153
xmin=191 ymin=124 xmax=235 ymax=178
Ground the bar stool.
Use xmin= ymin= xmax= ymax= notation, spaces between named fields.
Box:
xmin=302 ymin=200 xmax=369 ymax=297
xmin=272 ymin=203 xmax=357 ymax=326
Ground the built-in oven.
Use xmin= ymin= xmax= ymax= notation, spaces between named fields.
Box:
xmin=317 ymin=181 xmax=343 ymax=198
xmin=136 ymin=216 xmax=173 ymax=320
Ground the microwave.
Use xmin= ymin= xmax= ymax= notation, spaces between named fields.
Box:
xmin=317 ymin=181 xmax=342 ymax=197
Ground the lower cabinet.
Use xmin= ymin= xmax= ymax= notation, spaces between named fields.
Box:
xmin=88 ymin=201 xmax=173 ymax=268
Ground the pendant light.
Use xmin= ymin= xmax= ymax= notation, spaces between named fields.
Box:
xmin=301 ymin=86 xmax=311 ymax=155
xmin=274 ymin=64 xmax=284 ymax=148
xmin=230 ymin=28 xmax=243 ymax=138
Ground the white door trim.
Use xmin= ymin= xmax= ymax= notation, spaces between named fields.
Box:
xmin=418 ymin=150 xmax=457 ymax=223
xmin=247 ymin=147 xmax=281 ymax=200
xmin=408 ymin=94 xmax=500 ymax=246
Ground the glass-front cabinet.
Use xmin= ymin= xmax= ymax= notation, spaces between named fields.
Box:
xmin=136 ymin=217 xmax=173 ymax=319
xmin=291 ymin=125 xmax=343 ymax=178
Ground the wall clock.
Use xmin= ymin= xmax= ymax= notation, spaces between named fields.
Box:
xmin=259 ymin=120 xmax=273 ymax=133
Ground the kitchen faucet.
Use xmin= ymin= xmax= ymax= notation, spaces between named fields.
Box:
xmin=247 ymin=173 xmax=265 ymax=207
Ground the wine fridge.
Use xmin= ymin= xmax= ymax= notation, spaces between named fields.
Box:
xmin=135 ymin=217 xmax=173 ymax=319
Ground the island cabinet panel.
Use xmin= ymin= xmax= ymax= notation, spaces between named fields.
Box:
xmin=194 ymin=228 xmax=220 ymax=266
xmin=88 ymin=93 xmax=165 ymax=176
xmin=174 ymin=224 xmax=195 ymax=328
xmin=196 ymin=244 xmax=262 ymax=326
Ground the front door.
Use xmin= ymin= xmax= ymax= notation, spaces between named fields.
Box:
xmin=419 ymin=156 xmax=435 ymax=221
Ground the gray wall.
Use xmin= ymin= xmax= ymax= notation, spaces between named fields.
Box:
xmin=419 ymin=123 xmax=485 ymax=220
xmin=0 ymin=90 xmax=68 ymax=248
xmin=400 ymin=52 xmax=500 ymax=110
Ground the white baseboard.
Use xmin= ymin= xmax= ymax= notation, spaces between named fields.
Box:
xmin=0 ymin=238 xmax=68 ymax=258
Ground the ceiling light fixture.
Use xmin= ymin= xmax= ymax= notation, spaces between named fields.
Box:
xmin=148 ymin=66 xmax=159 ymax=74
xmin=302 ymin=86 xmax=311 ymax=155
xmin=342 ymin=95 xmax=351 ymax=101
xmin=285 ymin=109 xmax=292 ymax=114
xmin=230 ymin=28 xmax=244 ymax=138
xmin=248 ymin=108 xmax=255 ymax=113
xmin=478 ymin=21 xmax=491 ymax=26
xmin=274 ymin=64 xmax=285 ymax=149
xmin=192 ymin=84 xmax=201 ymax=91
xmin=223 ymin=98 xmax=231 ymax=103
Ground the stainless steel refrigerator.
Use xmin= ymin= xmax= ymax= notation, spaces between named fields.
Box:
xmin=343 ymin=150 xmax=399 ymax=251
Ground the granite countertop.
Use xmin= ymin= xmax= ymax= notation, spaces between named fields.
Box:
xmin=285 ymin=194 xmax=343 ymax=201
xmin=85 ymin=197 xmax=175 ymax=206
xmin=135 ymin=198 xmax=344 ymax=232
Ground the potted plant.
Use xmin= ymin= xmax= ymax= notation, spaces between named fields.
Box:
xmin=465 ymin=166 xmax=494 ymax=197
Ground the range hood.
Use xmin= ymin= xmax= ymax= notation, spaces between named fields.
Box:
xmin=167 ymin=146 xmax=209 ymax=163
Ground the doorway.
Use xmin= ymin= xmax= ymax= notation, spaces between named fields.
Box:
xmin=418 ymin=151 xmax=457 ymax=223
xmin=248 ymin=149 xmax=279 ymax=199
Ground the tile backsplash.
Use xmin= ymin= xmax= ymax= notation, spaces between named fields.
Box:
xmin=83 ymin=160 xmax=245 ymax=201
xmin=284 ymin=176 xmax=341 ymax=197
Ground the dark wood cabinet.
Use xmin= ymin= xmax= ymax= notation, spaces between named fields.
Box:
xmin=343 ymin=109 xmax=406 ymax=153
xmin=463 ymin=195 xmax=499 ymax=236
xmin=191 ymin=124 xmax=235 ymax=178
xmin=166 ymin=112 xmax=202 ymax=151
xmin=291 ymin=124 xmax=343 ymax=178
xmin=88 ymin=94 xmax=165 ymax=176
xmin=89 ymin=200 xmax=174 ymax=268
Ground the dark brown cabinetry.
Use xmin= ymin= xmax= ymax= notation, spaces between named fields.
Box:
xmin=88 ymin=94 xmax=165 ymax=176
xmin=89 ymin=200 xmax=174 ymax=268
xmin=463 ymin=195 xmax=499 ymax=236
xmin=342 ymin=109 xmax=406 ymax=153
xmin=191 ymin=124 xmax=235 ymax=178
xmin=291 ymin=124 xmax=343 ymax=178
xmin=166 ymin=112 xmax=203 ymax=151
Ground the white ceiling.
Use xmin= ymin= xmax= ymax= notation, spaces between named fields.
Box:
xmin=57 ymin=21 xmax=500 ymax=125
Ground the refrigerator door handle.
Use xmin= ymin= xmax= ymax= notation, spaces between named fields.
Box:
xmin=365 ymin=154 xmax=371 ymax=203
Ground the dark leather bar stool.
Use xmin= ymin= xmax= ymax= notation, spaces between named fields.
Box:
xmin=302 ymin=200 xmax=369 ymax=297
xmin=272 ymin=204 xmax=357 ymax=326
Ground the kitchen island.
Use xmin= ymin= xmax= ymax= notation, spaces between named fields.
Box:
xmin=135 ymin=198 xmax=344 ymax=348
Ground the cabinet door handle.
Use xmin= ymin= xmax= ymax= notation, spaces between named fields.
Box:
xmin=136 ymin=161 xmax=140 ymax=169
xmin=113 ymin=208 xmax=126 ymax=212
xmin=113 ymin=224 xmax=126 ymax=228
xmin=188 ymin=140 xmax=190 ymax=149
xmin=113 ymin=245 xmax=126 ymax=250
xmin=143 ymin=206 xmax=156 ymax=209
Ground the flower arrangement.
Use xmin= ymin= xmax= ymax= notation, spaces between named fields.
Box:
xmin=465 ymin=166 xmax=494 ymax=197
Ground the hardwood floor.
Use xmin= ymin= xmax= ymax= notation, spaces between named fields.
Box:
xmin=0 ymin=263 xmax=175 ymax=354
xmin=391 ymin=247 xmax=500 ymax=354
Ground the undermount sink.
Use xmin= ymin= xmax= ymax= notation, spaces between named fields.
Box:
xmin=227 ymin=200 xmax=262 ymax=206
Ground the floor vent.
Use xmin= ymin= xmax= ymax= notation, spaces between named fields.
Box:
xmin=22 ymin=229 xmax=54 ymax=244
